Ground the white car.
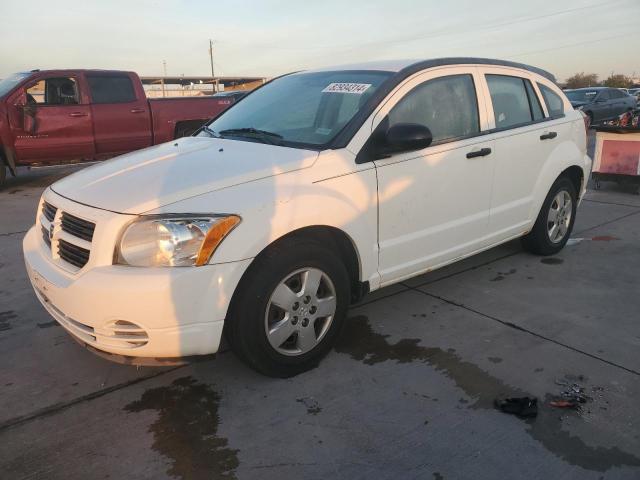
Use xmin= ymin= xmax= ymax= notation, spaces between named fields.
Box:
xmin=23 ymin=58 xmax=592 ymax=377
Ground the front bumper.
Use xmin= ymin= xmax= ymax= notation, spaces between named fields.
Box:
xmin=23 ymin=225 xmax=252 ymax=359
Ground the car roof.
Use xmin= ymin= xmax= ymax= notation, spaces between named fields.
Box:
xmin=565 ymin=87 xmax=607 ymax=91
xmin=307 ymin=57 xmax=556 ymax=82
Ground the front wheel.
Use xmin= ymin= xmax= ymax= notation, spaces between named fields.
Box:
xmin=225 ymin=237 xmax=350 ymax=377
xmin=522 ymin=177 xmax=577 ymax=256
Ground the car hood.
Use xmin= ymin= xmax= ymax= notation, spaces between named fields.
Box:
xmin=51 ymin=136 xmax=319 ymax=214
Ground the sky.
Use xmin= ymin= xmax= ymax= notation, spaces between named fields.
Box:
xmin=0 ymin=0 xmax=638 ymax=83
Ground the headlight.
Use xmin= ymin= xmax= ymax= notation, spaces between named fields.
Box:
xmin=116 ymin=215 xmax=241 ymax=267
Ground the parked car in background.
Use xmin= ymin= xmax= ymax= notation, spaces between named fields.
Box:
xmin=0 ymin=69 xmax=235 ymax=186
xmin=628 ymin=88 xmax=640 ymax=103
xmin=24 ymin=58 xmax=591 ymax=377
xmin=565 ymin=87 xmax=637 ymax=125
xmin=213 ymin=90 xmax=249 ymax=102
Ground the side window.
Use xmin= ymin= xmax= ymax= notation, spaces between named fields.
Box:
xmin=610 ymin=89 xmax=624 ymax=99
xmin=486 ymin=75 xmax=534 ymax=129
xmin=538 ymin=84 xmax=565 ymax=118
xmin=26 ymin=77 xmax=79 ymax=106
xmin=388 ymin=74 xmax=479 ymax=144
xmin=87 ymin=76 xmax=136 ymax=104
xmin=524 ymin=80 xmax=544 ymax=121
xmin=597 ymin=90 xmax=610 ymax=101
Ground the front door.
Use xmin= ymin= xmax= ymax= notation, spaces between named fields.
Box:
xmin=373 ymin=68 xmax=494 ymax=285
xmin=12 ymin=75 xmax=95 ymax=163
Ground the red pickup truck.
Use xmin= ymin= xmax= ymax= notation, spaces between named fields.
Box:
xmin=0 ymin=69 xmax=234 ymax=186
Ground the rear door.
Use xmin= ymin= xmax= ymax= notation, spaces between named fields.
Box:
xmin=592 ymin=90 xmax=612 ymax=122
xmin=480 ymin=68 xmax=571 ymax=242
xmin=86 ymin=73 xmax=152 ymax=155
xmin=373 ymin=67 xmax=495 ymax=284
xmin=12 ymin=74 xmax=95 ymax=163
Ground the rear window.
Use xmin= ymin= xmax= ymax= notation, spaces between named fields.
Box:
xmin=486 ymin=75 xmax=537 ymax=129
xmin=87 ymin=75 xmax=136 ymax=104
xmin=538 ymin=84 xmax=565 ymax=118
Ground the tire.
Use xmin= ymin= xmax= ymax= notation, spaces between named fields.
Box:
xmin=225 ymin=237 xmax=351 ymax=377
xmin=0 ymin=163 xmax=6 ymax=188
xmin=522 ymin=176 xmax=577 ymax=256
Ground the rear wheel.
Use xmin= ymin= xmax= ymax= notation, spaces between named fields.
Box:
xmin=225 ymin=237 xmax=350 ymax=377
xmin=522 ymin=177 xmax=577 ymax=256
xmin=0 ymin=163 xmax=6 ymax=188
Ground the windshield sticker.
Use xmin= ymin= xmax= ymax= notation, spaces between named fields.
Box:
xmin=322 ymin=83 xmax=372 ymax=94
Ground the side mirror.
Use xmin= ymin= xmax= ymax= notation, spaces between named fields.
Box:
xmin=384 ymin=123 xmax=433 ymax=154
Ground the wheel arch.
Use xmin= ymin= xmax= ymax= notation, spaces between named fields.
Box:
xmin=231 ymin=225 xmax=368 ymax=307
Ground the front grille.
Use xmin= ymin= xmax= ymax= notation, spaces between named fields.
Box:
xmin=61 ymin=212 xmax=95 ymax=242
xmin=42 ymin=201 xmax=57 ymax=222
xmin=58 ymin=239 xmax=90 ymax=268
xmin=41 ymin=225 xmax=51 ymax=247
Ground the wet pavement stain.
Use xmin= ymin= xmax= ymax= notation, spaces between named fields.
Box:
xmin=487 ymin=357 xmax=503 ymax=364
xmin=335 ymin=315 xmax=640 ymax=472
xmin=591 ymin=236 xmax=619 ymax=242
xmin=37 ymin=321 xmax=59 ymax=329
xmin=124 ymin=376 xmax=239 ymax=480
xmin=541 ymin=257 xmax=564 ymax=265
xmin=0 ymin=310 xmax=17 ymax=331
xmin=296 ymin=397 xmax=322 ymax=415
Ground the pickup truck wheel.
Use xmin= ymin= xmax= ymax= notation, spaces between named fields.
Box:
xmin=226 ymin=237 xmax=350 ymax=377
xmin=522 ymin=177 xmax=577 ymax=256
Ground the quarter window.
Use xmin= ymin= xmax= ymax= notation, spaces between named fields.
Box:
xmin=538 ymin=84 xmax=565 ymax=118
xmin=486 ymin=75 xmax=535 ymax=129
xmin=388 ymin=74 xmax=479 ymax=144
xmin=524 ymin=81 xmax=544 ymax=121
xmin=87 ymin=75 xmax=136 ymax=104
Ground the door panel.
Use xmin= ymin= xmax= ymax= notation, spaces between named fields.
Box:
xmin=372 ymin=67 xmax=494 ymax=284
xmin=86 ymin=74 xmax=152 ymax=155
xmin=13 ymin=76 xmax=94 ymax=163
xmin=375 ymin=138 xmax=494 ymax=283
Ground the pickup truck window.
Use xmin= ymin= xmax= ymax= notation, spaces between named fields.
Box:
xmin=387 ymin=74 xmax=479 ymax=145
xmin=0 ymin=72 xmax=32 ymax=98
xmin=87 ymin=75 xmax=136 ymax=104
xmin=204 ymin=70 xmax=392 ymax=149
xmin=27 ymin=77 xmax=79 ymax=105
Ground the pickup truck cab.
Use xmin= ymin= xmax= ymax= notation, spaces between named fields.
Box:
xmin=0 ymin=69 xmax=233 ymax=186
xmin=23 ymin=58 xmax=592 ymax=377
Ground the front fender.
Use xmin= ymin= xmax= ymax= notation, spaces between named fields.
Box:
xmin=148 ymin=160 xmax=381 ymax=288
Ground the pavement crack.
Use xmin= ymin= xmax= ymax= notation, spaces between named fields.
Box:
xmin=406 ymin=286 xmax=640 ymax=378
xmin=575 ymin=209 xmax=640 ymax=235
xmin=0 ymin=230 xmax=27 ymax=237
xmin=0 ymin=366 xmax=184 ymax=432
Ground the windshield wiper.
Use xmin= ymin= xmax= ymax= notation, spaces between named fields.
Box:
xmin=201 ymin=125 xmax=220 ymax=138
xmin=218 ymin=127 xmax=283 ymax=145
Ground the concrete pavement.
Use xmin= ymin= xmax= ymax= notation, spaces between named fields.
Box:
xmin=1 ymin=164 xmax=639 ymax=479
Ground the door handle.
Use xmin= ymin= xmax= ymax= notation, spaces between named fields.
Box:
xmin=540 ymin=132 xmax=557 ymax=140
xmin=68 ymin=112 xmax=88 ymax=117
xmin=466 ymin=147 xmax=492 ymax=159
xmin=130 ymin=108 xmax=146 ymax=114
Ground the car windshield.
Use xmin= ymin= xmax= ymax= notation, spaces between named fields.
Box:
xmin=0 ymin=72 xmax=32 ymax=98
xmin=201 ymin=70 xmax=392 ymax=148
xmin=565 ymin=90 xmax=599 ymax=102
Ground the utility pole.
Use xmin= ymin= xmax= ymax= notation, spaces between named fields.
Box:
xmin=209 ymin=39 xmax=216 ymax=93
xmin=161 ymin=60 xmax=167 ymax=98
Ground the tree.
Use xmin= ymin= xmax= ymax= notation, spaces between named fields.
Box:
xmin=564 ymin=72 xmax=599 ymax=89
xmin=602 ymin=74 xmax=632 ymax=88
